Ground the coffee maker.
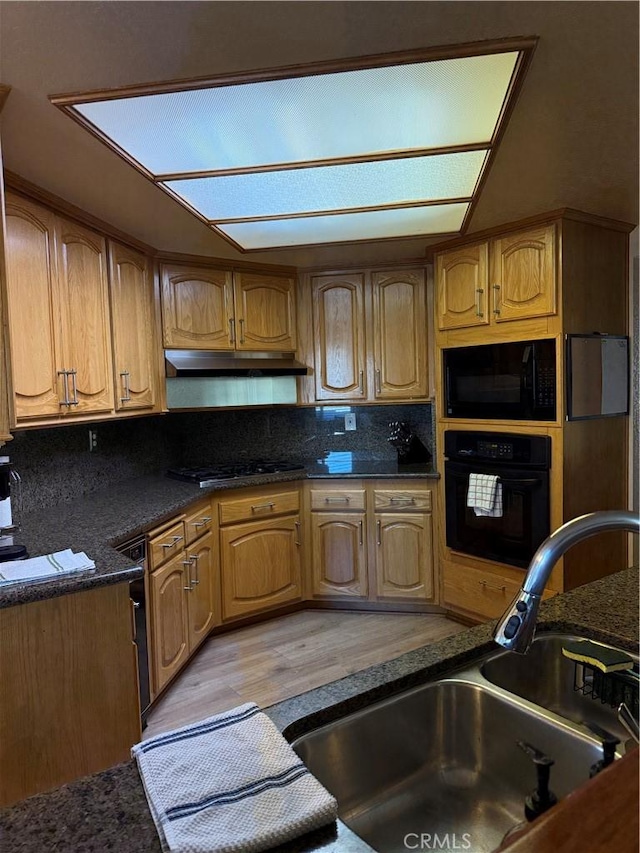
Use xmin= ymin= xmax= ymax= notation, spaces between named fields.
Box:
xmin=0 ymin=457 xmax=27 ymax=562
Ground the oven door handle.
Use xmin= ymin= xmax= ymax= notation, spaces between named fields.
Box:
xmin=497 ymin=477 xmax=542 ymax=487
xmin=447 ymin=469 xmax=542 ymax=489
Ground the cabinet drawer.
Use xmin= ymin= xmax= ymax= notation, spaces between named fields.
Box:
xmin=442 ymin=563 xmax=520 ymax=620
xmin=310 ymin=489 xmax=366 ymax=511
xmin=184 ymin=502 xmax=214 ymax=545
xmin=373 ymin=489 xmax=432 ymax=512
xmin=148 ymin=520 xmax=185 ymax=570
xmin=218 ymin=490 xmax=300 ymax=526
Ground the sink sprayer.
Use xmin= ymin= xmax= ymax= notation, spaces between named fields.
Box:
xmin=494 ymin=510 xmax=640 ymax=654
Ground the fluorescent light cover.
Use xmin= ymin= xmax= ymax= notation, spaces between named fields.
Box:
xmin=74 ymin=53 xmax=518 ymax=174
xmin=164 ymin=150 xmax=487 ymax=220
xmin=218 ymin=203 xmax=468 ymax=249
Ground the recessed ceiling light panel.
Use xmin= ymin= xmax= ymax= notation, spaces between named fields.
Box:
xmin=164 ymin=150 xmax=488 ymax=221
xmin=52 ymin=39 xmax=536 ymax=250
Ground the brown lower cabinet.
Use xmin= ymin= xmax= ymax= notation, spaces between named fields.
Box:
xmin=219 ymin=487 xmax=302 ymax=620
xmin=145 ymin=480 xmax=436 ymax=703
xmin=309 ymin=481 xmax=436 ymax=604
xmin=0 ymin=583 xmax=140 ymax=808
xmin=147 ymin=502 xmax=218 ymax=695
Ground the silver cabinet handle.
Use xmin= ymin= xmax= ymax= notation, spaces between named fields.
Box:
xmin=57 ymin=370 xmax=71 ymax=407
xmin=182 ymin=559 xmax=193 ymax=591
xmin=251 ymin=502 xmax=275 ymax=513
xmin=324 ymin=496 xmax=350 ymax=504
xmin=190 ymin=553 xmax=200 ymax=586
xmin=376 ymin=519 xmax=381 ymax=546
xmin=358 ymin=369 xmax=364 ymax=394
xmin=193 ymin=516 xmax=212 ymax=528
xmin=68 ymin=369 xmax=79 ymax=405
xmin=359 ymin=519 xmax=363 ymax=546
xmin=229 ymin=318 xmax=236 ymax=344
xmin=480 ymin=579 xmax=506 ymax=593
xmin=239 ymin=318 xmax=245 ymax=344
xmin=389 ymin=496 xmax=416 ymax=505
xmin=475 ymin=287 xmax=484 ymax=318
xmin=375 ymin=368 xmax=381 ymax=394
xmin=492 ymin=283 xmax=501 ymax=315
xmin=294 ymin=520 xmax=301 ymax=546
xmin=161 ymin=535 xmax=183 ymax=550
xmin=120 ymin=371 xmax=131 ymax=403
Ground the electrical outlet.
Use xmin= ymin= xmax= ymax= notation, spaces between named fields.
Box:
xmin=344 ymin=413 xmax=357 ymax=431
xmin=89 ymin=429 xmax=98 ymax=452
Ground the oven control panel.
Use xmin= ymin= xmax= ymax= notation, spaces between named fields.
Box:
xmin=477 ymin=440 xmax=514 ymax=460
xmin=444 ymin=430 xmax=551 ymax=468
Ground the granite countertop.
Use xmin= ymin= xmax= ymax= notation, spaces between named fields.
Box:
xmin=0 ymin=461 xmax=437 ymax=609
xmin=1 ymin=566 xmax=638 ymax=853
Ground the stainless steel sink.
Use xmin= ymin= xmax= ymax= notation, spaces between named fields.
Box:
xmin=481 ymin=633 xmax=639 ymax=742
xmin=292 ymin=676 xmax=604 ymax=853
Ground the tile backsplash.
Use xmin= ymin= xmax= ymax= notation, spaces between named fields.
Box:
xmin=7 ymin=404 xmax=433 ymax=513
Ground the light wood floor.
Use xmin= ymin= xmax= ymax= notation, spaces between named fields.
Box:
xmin=144 ymin=610 xmax=467 ymax=739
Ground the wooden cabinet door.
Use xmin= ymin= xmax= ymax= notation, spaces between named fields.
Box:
xmin=220 ymin=515 xmax=302 ymax=620
xmin=312 ymin=274 xmax=367 ymax=401
xmin=185 ymin=530 xmax=218 ymax=653
xmin=54 ymin=217 xmax=113 ymax=415
xmin=372 ymin=269 xmax=427 ymax=399
xmin=310 ymin=512 xmax=368 ymax=598
xmin=233 ymin=272 xmax=296 ymax=351
xmin=491 ymin=224 xmax=557 ymax=322
xmin=149 ymin=552 xmax=190 ymax=694
xmin=161 ymin=264 xmax=234 ymax=349
xmin=435 ymin=243 xmax=489 ymax=330
xmin=375 ymin=512 xmax=434 ymax=601
xmin=108 ymin=241 xmax=159 ymax=412
xmin=3 ymin=194 xmax=62 ymax=420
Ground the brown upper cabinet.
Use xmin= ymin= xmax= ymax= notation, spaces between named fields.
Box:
xmin=3 ymin=192 xmax=162 ymax=426
xmin=108 ymin=241 xmax=162 ymax=413
xmin=4 ymin=194 xmax=114 ymax=422
xmin=311 ymin=267 xmax=428 ymax=403
xmin=372 ymin=269 xmax=427 ymax=400
xmin=0 ymin=180 xmax=12 ymax=445
xmin=161 ymin=264 xmax=296 ymax=352
xmin=435 ymin=224 xmax=556 ymax=331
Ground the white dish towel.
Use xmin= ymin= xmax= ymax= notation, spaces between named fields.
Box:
xmin=0 ymin=548 xmax=95 ymax=585
xmin=466 ymin=473 xmax=503 ymax=518
xmin=132 ymin=703 xmax=338 ymax=853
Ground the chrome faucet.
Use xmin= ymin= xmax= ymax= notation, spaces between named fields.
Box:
xmin=494 ymin=510 xmax=640 ymax=653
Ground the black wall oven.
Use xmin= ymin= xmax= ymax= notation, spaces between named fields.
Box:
xmin=445 ymin=431 xmax=551 ymax=568
xmin=443 ymin=338 xmax=556 ymax=421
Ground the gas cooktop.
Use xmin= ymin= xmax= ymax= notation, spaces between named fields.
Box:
xmin=166 ymin=460 xmax=306 ymax=488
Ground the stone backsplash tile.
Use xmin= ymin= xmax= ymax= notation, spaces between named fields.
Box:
xmin=7 ymin=404 xmax=433 ymax=512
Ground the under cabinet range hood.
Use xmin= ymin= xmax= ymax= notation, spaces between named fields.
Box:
xmin=164 ymin=350 xmax=307 ymax=409
xmin=165 ymin=350 xmax=308 ymax=378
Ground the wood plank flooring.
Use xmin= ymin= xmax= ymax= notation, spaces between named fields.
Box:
xmin=144 ymin=610 xmax=467 ymax=739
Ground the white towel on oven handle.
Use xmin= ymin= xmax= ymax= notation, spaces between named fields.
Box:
xmin=466 ymin=473 xmax=503 ymax=517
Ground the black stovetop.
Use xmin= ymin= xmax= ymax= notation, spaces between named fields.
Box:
xmin=166 ymin=459 xmax=305 ymax=488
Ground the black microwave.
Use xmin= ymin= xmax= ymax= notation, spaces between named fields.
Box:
xmin=443 ymin=338 xmax=556 ymax=421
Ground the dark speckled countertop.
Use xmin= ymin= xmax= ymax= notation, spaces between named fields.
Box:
xmin=1 ymin=566 xmax=637 ymax=853
xmin=0 ymin=461 xmax=437 ymax=609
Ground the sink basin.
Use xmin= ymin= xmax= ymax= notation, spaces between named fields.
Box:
xmin=481 ymin=633 xmax=639 ymax=742
xmin=292 ymin=678 xmax=603 ymax=853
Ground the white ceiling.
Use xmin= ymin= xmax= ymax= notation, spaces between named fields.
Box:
xmin=0 ymin=1 xmax=637 ymax=268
